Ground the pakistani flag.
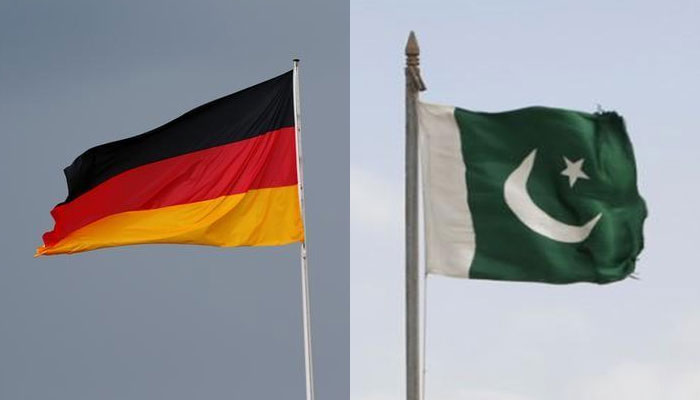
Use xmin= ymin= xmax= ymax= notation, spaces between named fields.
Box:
xmin=418 ymin=102 xmax=646 ymax=284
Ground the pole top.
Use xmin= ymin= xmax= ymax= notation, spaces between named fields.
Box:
xmin=293 ymin=58 xmax=300 ymax=62
xmin=405 ymin=31 xmax=426 ymax=91
xmin=405 ymin=31 xmax=420 ymax=66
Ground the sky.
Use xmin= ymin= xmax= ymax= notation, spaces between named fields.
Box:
xmin=2 ymin=1 xmax=699 ymax=399
xmin=351 ymin=1 xmax=700 ymax=399
xmin=0 ymin=1 xmax=348 ymax=399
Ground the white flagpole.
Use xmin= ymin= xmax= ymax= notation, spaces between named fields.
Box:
xmin=405 ymin=31 xmax=426 ymax=400
xmin=293 ymin=59 xmax=315 ymax=400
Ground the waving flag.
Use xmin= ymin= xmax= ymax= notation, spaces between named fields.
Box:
xmin=419 ymin=102 xmax=646 ymax=283
xmin=38 ymin=71 xmax=303 ymax=256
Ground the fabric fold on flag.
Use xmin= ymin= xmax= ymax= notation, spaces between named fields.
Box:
xmin=419 ymin=101 xmax=646 ymax=284
xmin=38 ymin=71 xmax=304 ymax=256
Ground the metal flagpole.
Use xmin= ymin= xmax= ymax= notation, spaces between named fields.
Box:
xmin=405 ymin=31 xmax=426 ymax=400
xmin=293 ymin=59 xmax=315 ymax=400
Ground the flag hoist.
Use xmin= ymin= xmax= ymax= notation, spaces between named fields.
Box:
xmin=404 ymin=32 xmax=645 ymax=400
xmin=38 ymin=61 xmax=316 ymax=400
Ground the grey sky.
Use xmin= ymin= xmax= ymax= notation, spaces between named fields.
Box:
xmin=351 ymin=0 xmax=699 ymax=399
xmin=0 ymin=1 xmax=348 ymax=399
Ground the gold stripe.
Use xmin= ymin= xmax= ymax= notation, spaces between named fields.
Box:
xmin=37 ymin=185 xmax=303 ymax=255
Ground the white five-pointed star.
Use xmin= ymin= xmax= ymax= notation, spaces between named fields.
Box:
xmin=561 ymin=157 xmax=590 ymax=187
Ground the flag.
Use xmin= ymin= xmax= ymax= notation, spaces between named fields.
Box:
xmin=418 ymin=102 xmax=646 ymax=284
xmin=37 ymin=71 xmax=304 ymax=256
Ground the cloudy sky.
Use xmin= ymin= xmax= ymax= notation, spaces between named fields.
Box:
xmin=351 ymin=0 xmax=700 ymax=399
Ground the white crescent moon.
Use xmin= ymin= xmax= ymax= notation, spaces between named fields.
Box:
xmin=503 ymin=149 xmax=602 ymax=243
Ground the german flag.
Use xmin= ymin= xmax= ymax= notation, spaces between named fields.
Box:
xmin=37 ymin=71 xmax=304 ymax=256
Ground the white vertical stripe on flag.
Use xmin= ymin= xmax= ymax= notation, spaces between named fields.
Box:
xmin=418 ymin=101 xmax=475 ymax=278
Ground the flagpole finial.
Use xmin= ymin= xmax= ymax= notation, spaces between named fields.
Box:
xmin=405 ymin=31 xmax=426 ymax=91
xmin=405 ymin=31 xmax=420 ymax=67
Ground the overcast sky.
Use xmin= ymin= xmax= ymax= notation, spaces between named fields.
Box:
xmin=0 ymin=1 xmax=348 ymax=399
xmin=351 ymin=0 xmax=700 ymax=399
xmin=3 ymin=1 xmax=699 ymax=399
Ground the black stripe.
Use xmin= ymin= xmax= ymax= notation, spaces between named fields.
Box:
xmin=62 ymin=70 xmax=293 ymax=204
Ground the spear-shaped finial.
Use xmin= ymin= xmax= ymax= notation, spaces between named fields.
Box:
xmin=405 ymin=31 xmax=420 ymax=67
xmin=405 ymin=31 xmax=426 ymax=91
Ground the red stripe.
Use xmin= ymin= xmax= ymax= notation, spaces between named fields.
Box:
xmin=43 ymin=127 xmax=297 ymax=246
